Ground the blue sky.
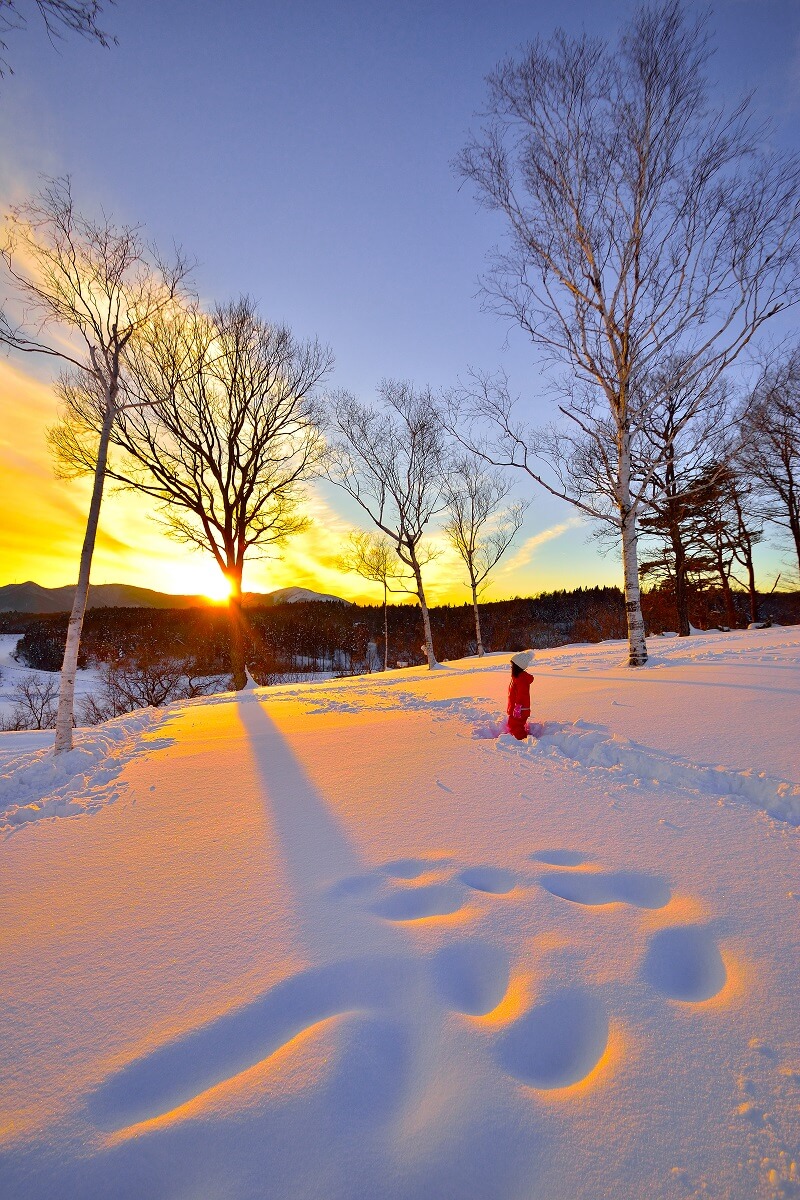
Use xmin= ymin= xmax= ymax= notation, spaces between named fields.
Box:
xmin=1 ymin=0 xmax=799 ymax=599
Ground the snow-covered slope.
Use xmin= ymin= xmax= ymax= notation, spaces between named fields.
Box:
xmin=254 ymin=585 xmax=350 ymax=605
xmin=1 ymin=629 xmax=798 ymax=1199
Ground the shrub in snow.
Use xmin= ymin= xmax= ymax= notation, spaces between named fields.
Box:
xmin=1 ymin=675 xmax=59 ymax=731
xmin=81 ymin=653 xmax=221 ymax=723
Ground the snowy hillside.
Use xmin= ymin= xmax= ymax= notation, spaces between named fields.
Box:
xmin=254 ymin=585 xmax=350 ymax=605
xmin=1 ymin=628 xmax=798 ymax=1199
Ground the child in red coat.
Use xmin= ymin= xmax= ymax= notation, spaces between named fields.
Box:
xmin=507 ymin=649 xmax=535 ymax=739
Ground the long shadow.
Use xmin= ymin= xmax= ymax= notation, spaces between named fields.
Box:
xmin=86 ymin=954 xmax=410 ymax=1132
xmin=236 ymin=695 xmax=429 ymax=960
xmin=235 ymin=696 xmax=362 ymax=902
xmin=85 ymin=696 xmax=412 ymax=1135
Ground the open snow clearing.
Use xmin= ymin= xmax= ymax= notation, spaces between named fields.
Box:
xmin=1 ymin=628 xmax=798 ymax=1199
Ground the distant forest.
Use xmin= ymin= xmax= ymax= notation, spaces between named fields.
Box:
xmin=4 ymin=585 xmax=799 ymax=682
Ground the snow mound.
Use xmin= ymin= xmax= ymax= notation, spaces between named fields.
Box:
xmin=497 ymin=719 xmax=800 ymax=826
xmin=0 ymin=709 xmax=172 ymax=830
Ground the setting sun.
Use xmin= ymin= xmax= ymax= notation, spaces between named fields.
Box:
xmin=202 ymin=574 xmax=234 ymax=603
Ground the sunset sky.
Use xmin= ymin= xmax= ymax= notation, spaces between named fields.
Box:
xmin=1 ymin=0 xmax=799 ymax=604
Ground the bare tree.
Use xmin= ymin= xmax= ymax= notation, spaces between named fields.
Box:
xmin=723 ymin=464 xmax=765 ymax=625
xmin=741 ymin=346 xmax=800 ymax=578
xmin=0 ymin=177 xmax=192 ymax=752
xmin=338 ymin=530 xmax=410 ymax=671
xmin=0 ymin=0 xmax=115 ymax=75
xmin=1 ymin=674 xmax=59 ymax=730
xmin=456 ymin=1 xmax=800 ymax=665
xmin=442 ymin=456 xmax=525 ymax=655
xmin=80 ymin=651 xmax=218 ymax=724
xmin=51 ymin=296 xmax=332 ymax=690
xmin=326 ymin=382 xmax=445 ymax=668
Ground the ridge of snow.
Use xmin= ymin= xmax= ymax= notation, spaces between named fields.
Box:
xmin=494 ymin=720 xmax=800 ymax=826
xmin=0 ymin=709 xmax=172 ymax=830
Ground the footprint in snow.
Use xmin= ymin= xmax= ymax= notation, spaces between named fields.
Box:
xmin=381 ymin=855 xmax=452 ymax=880
xmin=432 ymin=940 xmax=511 ymax=1015
xmin=458 ymin=866 xmax=517 ymax=894
xmin=370 ymin=884 xmax=464 ymax=921
xmin=530 ymin=848 xmax=590 ymax=867
xmin=642 ymin=924 xmax=727 ymax=1001
xmin=90 ymin=850 xmax=732 ymax=1136
xmin=495 ymin=986 xmax=609 ymax=1089
xmin=539 ymin=867 xmax=671 ymax=909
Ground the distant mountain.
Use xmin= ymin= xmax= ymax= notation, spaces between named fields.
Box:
xmin=0 ymin=581 xmax=350 ymax=613
xmin=250 ymin=587 xmax=350 ymax=606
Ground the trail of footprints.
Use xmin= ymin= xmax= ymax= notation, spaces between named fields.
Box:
xmin=88 ymin=850 xmax=729 ymax=1132
xmin=352 ymin=851 xmax=728 ymax=1089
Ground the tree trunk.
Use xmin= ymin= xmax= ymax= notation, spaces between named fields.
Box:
xmin=383 ymin=583 xmax=389 ymax=671
xmin=618 ymin=414 xmax=648 ymax=666
xmin=227 ymin=568 xmax=247 ymax=690
xmin=669 ymin=526 xmax=691 ymax=637
xmin=620 ymin=511 xmax=648 ymax=665
xmin=471 ymin=581 xmax=485 ymax=656
xmin=715 ymin=548 xmax=737 ymax=628
xmin=411 ymin=557 xmax=438 ymax=668
xmin=54 ymin=394 xmax=116 ymax=754
xmin=747 ymin=553 xmax=758 ymax=624
xmin=788 ymin=483 xmax=800 ymax=576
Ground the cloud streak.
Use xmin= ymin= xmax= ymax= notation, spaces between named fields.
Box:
xmin=497 ymin=516 xmax=585 ymax=576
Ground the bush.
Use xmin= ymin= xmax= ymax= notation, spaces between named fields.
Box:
xmin=80 ymin=652 xmax=223 ymax=724
xmin=1 ymin=675 xmax=59 ymax=730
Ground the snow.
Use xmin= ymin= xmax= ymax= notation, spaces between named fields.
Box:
xmin=0 ymin=708 xmax=172 ymax=829
xmin=1 ymin=627 xmax=799 ymax=1199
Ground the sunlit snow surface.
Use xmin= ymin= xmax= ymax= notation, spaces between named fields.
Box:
xmin=1 ymin=628 xmax=799 ymax=1199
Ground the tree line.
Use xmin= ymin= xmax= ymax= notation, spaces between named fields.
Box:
xmin=2 ymin=2 xmax=800 ymax=751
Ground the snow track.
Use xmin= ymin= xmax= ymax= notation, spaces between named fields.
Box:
xmin=496 ymin=720 xmax=800 ymax=825
xmin=0 ymin=709 xmax=172 ymax=829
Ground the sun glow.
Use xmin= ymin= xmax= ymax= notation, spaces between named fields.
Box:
xmin=203 ymin=575 xmax=234 ymax=603
xmin=162 ymin=559 xmax=234 ymax=602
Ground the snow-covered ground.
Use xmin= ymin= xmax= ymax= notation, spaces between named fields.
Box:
xmin=1 ymin=628 xmax=798 ymax=1199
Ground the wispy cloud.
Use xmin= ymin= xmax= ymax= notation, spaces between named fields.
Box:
xmin=497 ymin=516 xmax=585 ymax=576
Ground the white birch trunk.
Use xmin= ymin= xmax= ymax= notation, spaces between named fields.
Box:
xmin=411 ymin=558 xmax=438 ymax=668
xmin=620 ymin=509 xmax=648 ymax=666
xmin=383 ymin=582 xmax=389 ymax=671
xmin=53 ymin=393 xmax=116 ymax=753
xmin=471 ymin=580 xmax=485 ymax=656
xmin=617 ymin=419 xmax=648 ymax=666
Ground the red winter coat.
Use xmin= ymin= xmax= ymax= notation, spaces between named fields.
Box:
xmin=507 ymin=670 xmax=533 ymax=739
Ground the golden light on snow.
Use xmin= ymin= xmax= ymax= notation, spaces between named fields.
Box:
xmin=477 ymin=971 xmax=537 ymax=1027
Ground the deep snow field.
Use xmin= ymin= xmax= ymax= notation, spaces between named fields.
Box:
xmin=1 ymin=628 xmax=799 ymax=1200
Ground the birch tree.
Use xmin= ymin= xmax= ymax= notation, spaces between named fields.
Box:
xmin=338 ymin=530 xmax=409 ymax=671
xmin=51 ymin=296 xmax=332 ymax=690
xmin=0 ymin=178 xmax=191 ymax=752
xmin=442 ymin=456 xmax=525 ymax=655
xmin=326 ymin=382 xmax=445 ymax=668
xmin=456 ymin=0 xmax=800 ymax=665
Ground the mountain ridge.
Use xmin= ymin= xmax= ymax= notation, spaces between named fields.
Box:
xmin=0 ymin=581 xmax=350 ymax=613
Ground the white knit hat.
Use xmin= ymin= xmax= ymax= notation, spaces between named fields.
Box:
xmin=510 ymin=649 xmax=535 ymax=670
